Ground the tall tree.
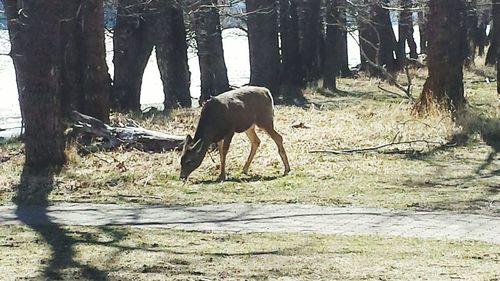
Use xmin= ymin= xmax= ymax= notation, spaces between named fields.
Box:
xmin=493 ymin=0 xmax=500 ymax=97
xmin=417 ymin=4 xmax=428 ymax=54
xmin=3 ymin=0 xmax=66 ymax=167
xmin=279 ymin=0 xmax=305 ymax=99
xmin=61 ymin=0 xmax=111 ymax=122
xmin=323 ymin=0 xmax=343 ymax=91
xmin=398 ymin=0 xmax=418 ymax=62
xmin=416 ymin=0 xmax=467 ymax=113
xmin=113 ymin=0 xmax=191 ymax=112
xmin=464 ymin=0 xmax=479 ymax=67
xmin=297 ymin=0 xmax=322 ymax=81
xmin=359 ymin=0 xmax=400 ymax=75
xmin=157 ymin=3 xmax=192 ymax=109
xmin=190 ymin=0 xmax=230 ymax=105
xmin=246 ymin=0 xmax=281 ymax=97
xmin=112 ymin=0 xmax=154 ymax=111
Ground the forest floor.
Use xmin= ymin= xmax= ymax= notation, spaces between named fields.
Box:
xmin=0 ymin=66 xmax=499 ymax=280
xmin=1 ymin=67 xmax=498 ymax=214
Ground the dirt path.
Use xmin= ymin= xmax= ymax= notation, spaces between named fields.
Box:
xmin=0 ymin=203 xmax=498 ymax=244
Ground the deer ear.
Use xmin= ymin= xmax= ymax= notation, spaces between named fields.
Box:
xmin=183 ymin=135 xmax=192 ymax=151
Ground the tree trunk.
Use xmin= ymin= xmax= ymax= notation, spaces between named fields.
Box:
xmin=191 ymin=0 xmax=230 ymax=105
xmin=337 ymin=1 xmax=352 ymax=77
xmin=493 ymin=0 xmax=500 ymax=97
xmin=398 ymin=0 xmax=418 ymax=62
xmin=4 ymin=0 xmax=66 ymax=167
xmin=112 ymin=0 xmax=191 ymax=111
xmin=79 ymin=0 xmax=112 ymax=122
xmin=279 ymin=0 xmax=305 ymax=99
xmin=297 ymin=0 xmax=322 ymax=82
xmin=418 ymin=8 xmax=428 ymax=54
xmin=359 ymin=0 xmax=399 ymax=76
xmin=477 ymin=12 xmax=489 ymax=57
xmin=486 ymin=38 xmax=497 ymax=65
xmin=246 ymin=0 xmax=281 ymax=97
xmin=323 ymin=0 xmax=343 ymax=91
xmin=156 ymin=3 xmax=192 ymax=109
xmin=59 ymin=0 xmax=111 ymax=122
xmin=464 ymin=0 xmax=478 ymax=67
xmin=417 ymin=0 xmax=467 ymax=114
xmin=112 ymin=0 xmax=154 ymax=112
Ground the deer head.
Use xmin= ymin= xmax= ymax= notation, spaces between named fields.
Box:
xmin=180 ymin=135 xmax=206 ymax=180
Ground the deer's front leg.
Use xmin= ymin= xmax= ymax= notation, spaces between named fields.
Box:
xmin=217 ymin=133 xmax=234 ymax=181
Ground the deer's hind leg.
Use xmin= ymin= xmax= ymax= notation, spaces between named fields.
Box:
xmin=243 ymin=125 xmax=261 ymax=175
xmin=262 ymin=126 xmax=291 ymax=175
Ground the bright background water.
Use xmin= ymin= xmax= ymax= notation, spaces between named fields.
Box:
xmin=1 ymin=27 xmax=421 ymax=138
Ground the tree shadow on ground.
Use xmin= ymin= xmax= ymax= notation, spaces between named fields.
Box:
xmin=14 ymin=166 xmax=109 ymax=280
xmin=395 ymin=115 xmax=500 ymax=213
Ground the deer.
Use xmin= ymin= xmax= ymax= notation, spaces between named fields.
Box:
xmin=180 ymin=86 xmax=290 ymax=181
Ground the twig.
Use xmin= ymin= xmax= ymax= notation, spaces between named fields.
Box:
xmin=309 ymin=140 xmax=447 ymax=154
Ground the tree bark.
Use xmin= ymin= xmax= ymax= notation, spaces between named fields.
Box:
xmin=112 ymin=0 xmax=191 ymax=112
xmin=464 ymin=0 xmax=479 ymax=67
xmin=4 ymin=0 xmax=66 ymax=167
xmin=398 ymin=0 xmax=418 ymax=62
xmin=359 ymin=0 xmax=400 ymax=76
xmin=417 ymin=0 xmax=467 ymax=114
xmin=418 ymin=7 xmax=428 ymax=54
xmin=323 ymin=0 xmax=343 ymax=91
xmin=246 ymin=0 xmax=281 ymax=97
xmin=79 ymin=0 xmax=112 ymax=122
xmin=58 ymin=0 xmax=111 ymax=122
xmin=297 ymin=0 xmax=322 ymax=82
xmin=279 ymin=0 xmax=305 ymax=99
xmin=191 ymin=0 xmax=230 ymax=105
xmin=112 ymin=0 xmax=154 ymax=112
xmin=493 ymin=0 xmax=500 ymax=97
xmin=156 ymin=3 xmax=192 ymax=109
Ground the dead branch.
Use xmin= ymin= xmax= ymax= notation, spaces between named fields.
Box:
xmin=69 ymin=111 xmax=186 ymax=153
xmin=309 ymin=140 xmax=448 ymax=154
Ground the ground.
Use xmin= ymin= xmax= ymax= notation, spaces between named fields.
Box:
xmin=0 ymin=67 xmax=499 ymax=280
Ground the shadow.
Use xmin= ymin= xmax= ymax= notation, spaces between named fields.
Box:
xmin=194 ymin=174 xmax=280 ymax=185
xmin=14 ymin=166 xmax=108 ymax=280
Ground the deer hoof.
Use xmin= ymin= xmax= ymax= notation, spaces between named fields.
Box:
xmin=217 ymin=173 xmax=226 ymax=182
xmin=283 ymin=169 xmax=291 ymax=176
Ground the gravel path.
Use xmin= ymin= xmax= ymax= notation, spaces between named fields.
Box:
xmin=0 ymin=203 xmax=498 ymax=244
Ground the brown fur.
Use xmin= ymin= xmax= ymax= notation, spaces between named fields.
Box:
xmin=180 ymin=86 xmax=290 ymax=181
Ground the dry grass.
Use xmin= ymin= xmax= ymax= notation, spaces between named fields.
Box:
xmin=0 ymin=69 xmax=499 ymax=213
xmin=1 ymin=225 xmax=499 ymax=280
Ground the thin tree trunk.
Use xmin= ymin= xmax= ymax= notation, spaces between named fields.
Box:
xmin=398 ymin=0 xmax=418 ymax=62
xmin=323 ymin=0 xmax=343 ymax=91
xmin=417 ymin=0 xmax=467 ymax=114
xmin=191 ymin=0 xmax=230 ymax=105
xmin=337 ymin=1 xmax=352 ymax=77
xmin=4 ymin=0 xmax=67 ymax=167
xmin=418 ymin=8 xmax=428 ymax=54
xmin=493 ymin=0 xmax=500 ymax=97
xmin=246 ymin=0 xmax=281 ymax=97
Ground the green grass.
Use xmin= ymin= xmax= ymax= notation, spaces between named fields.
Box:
xmin=0 ymin=69 xmax=498 ymax=213
xmin=1 ymin=225 xmax=499 ymax=280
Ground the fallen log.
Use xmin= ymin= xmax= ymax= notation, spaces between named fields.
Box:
xmin=69 ymin=110 xmax=186 ymax=153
